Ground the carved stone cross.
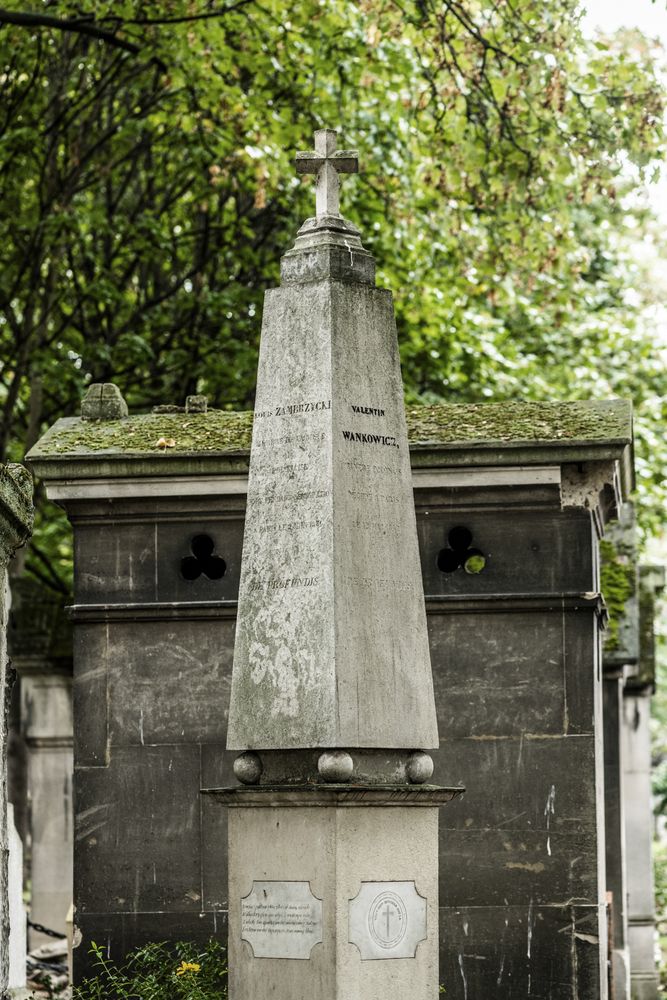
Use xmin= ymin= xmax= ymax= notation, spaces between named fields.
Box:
xmin=295 ymin=128 xmax=359 ymax=217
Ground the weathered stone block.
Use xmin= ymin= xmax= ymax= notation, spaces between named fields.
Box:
xmin=80 ymin=383 xmax=128 ymax=421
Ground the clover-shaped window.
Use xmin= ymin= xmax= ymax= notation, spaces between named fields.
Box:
xmin=437 ymin=526 xmax=486 ymax=575
xmin=181 ymin=534 xmax=226 ymax=581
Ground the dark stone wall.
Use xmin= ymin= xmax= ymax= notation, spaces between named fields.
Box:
xmin=68 ymin=481 xmax=609 ymax=998
xmin=69 ymin=496 xmax=243 ymax=980
xmin=418 ymin=485 xmax=608 ymax=999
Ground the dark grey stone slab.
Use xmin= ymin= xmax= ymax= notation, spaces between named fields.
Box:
xmin=439 ymin=829 xmax=599 ymax=907
xmin=428 ymin=612 xmax=567 ymax=738
xmin=72 ymin=626 xmax=108 ymax=766
xmin=439 ymin=903 xmax=605 ymax=1000
xmin=418 ymin=509 xmax=595 ymax=597
xmin=75 ymin=744 xmax=204 ymax=913
xmin=104 ymin=619 xmax=232 ymax=746
xmin=74 ymin=521 xmax=158 ymax=604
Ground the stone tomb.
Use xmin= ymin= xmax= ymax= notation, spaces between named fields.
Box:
xmin=28 ymin=389 xmax=633 ymax=1000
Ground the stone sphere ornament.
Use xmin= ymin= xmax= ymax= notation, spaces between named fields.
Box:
xmin=233 ymin=751 xmax=263 ymax=785
xmin=318 ymin=750 xmax=354 ymax=783
xmin=406 ymin=752 xmax=434 ymax=784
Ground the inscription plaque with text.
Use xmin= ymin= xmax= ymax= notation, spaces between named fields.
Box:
xmin=241 ymin=881 xmax=323 ymax=960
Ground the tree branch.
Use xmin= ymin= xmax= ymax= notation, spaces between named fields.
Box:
xmin=99 ymin=0 xmax=256 ymax=27
xmin=0 ymin=8 xmax=140 ymax=55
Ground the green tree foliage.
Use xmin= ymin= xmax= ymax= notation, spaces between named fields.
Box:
xmin=0 ymin=0 xmax=665 ymax=587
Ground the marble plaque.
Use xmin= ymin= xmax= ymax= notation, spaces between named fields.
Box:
xmin=241 ymin=881 xmax=323 ymax=959
xmin=348 ymin=881 xmax=427 ymax=960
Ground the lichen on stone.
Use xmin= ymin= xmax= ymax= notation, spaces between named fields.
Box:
xmin=30 ymin=398 xmax=632 ymax=461
xmin=405 ymin=399 xmax=632 ymax=448
xmin=599 ymin=538 xmax=636 ymax=652
xmin=35 ymin=410 xmax=253 ymax=457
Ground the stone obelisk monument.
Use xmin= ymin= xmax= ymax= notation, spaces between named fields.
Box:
xmin=217 ymin=128 xmax=460 ymax=1000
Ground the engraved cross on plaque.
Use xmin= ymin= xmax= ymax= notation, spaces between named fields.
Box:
xmin=384 ymin=904 xmax=393 ymax=937
xmin=295 ymin=128 xmax=359 ymax=217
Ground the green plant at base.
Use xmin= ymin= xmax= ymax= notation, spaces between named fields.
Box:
xmin=68 ymin=940 xmax=227 ymax=1000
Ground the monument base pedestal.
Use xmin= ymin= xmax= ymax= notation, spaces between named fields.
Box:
xmin=205 ymin=785 xmax=461 ymax=1000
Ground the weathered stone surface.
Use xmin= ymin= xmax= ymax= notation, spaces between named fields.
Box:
xmin=225 ymin=797 xmax=440 ymax=1000
xmin=27 ymin=398 xmax=632 ymax=482
xmin=241 ymin=880 xmax=322 ymax=959
xmin=7 ymin=803 xmax=26 ymax=990
xmin=80 ymin=383 xmax=128 ymax=421
xmin=21 ymin=487 xmax=243 ymax=981
xmin=624 ymin=693 xmax=660 ymax=999
xmin=440 ymin=902 xmax=606 ymax=999
xmin=416 ymin=460 xmax=623 ymax=999
xmin=185 ymin=394 xmax=208 ymax=414
xmin=348 ymin=880 xmax=426 ymax=960
xmin=602 ymin=503 xmax=639 ymax=672
xmin=20 ymin=675 xmax=72 ymax=945
xmin=604 ymin=678 xmax=630 ymax=999
xmin=227 ymin=279 xmax=437 ymax=750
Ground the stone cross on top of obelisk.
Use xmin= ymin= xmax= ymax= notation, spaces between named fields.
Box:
xmin=282 ymin=127 xmax=372 ymax=284
xmin=295 ymin=128 xmax=358 ymax=217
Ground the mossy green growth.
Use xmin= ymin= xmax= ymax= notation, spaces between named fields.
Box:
xmin=32 ymin=398 xmax=631 ymax=460
xmin=37 ymin=410 xmax=253 ymax=456
xmin=600 ymin=538 xmax=636 ymax=651
xmin=405 ymin=399 xmax=631 ymax=448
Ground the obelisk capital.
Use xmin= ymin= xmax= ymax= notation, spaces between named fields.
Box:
xmin=283 ymin=127 xmax=374 ymax=285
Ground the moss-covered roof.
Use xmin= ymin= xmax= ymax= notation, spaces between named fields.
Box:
xmin=27 ymin=398 xmax=633 ymax=484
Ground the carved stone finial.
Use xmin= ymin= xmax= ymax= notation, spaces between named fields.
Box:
xmin=81 ymin=383 xmax=128 ymax=421
xmin=185 ymin=395 xmax=208 ymax=414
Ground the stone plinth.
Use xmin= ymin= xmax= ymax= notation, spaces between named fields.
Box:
xmin=0 ymin=464 xmax=33 ymax=997
xmin=208 ymin=785 xmax=459 ymax=1000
